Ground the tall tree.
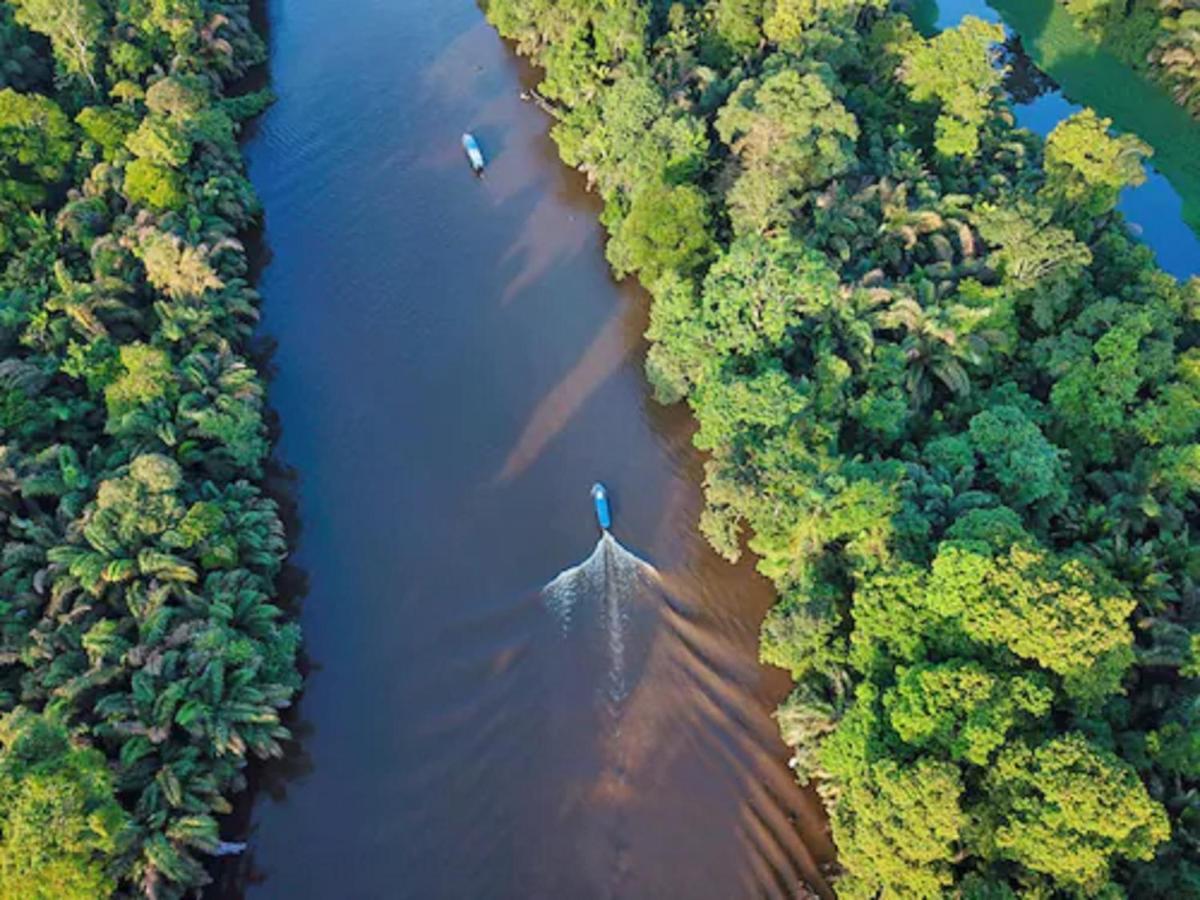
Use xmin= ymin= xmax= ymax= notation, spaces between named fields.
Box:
xmin=1040 ymin=109 xmax=1150 ymax=227
xmin=9 ymin=0 xmax=105 ymax=92
xmin=0 ymin=88 xmax=74 ymax=203
xmin=899 ymin=17 xmax=1006 ymax=158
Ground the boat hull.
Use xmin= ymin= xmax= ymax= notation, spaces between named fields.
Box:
xmin=591 ymin=483 xmax=611 ymax=530
xmin=462 ymin=133 xmax=485 ymax=173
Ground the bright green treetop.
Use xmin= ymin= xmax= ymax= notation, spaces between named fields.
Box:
xmin=699 ymin=234 xmax=841 ymax=357
xmin=606 ymin=182 xmax=712 ymax=281
xmin=8 ymin=0 xmax=106 ymax=91
xmin=987 ymin=735 xmax=1170 ymax=892
xmin=0 ymin=710 xmax=130 ymax=900
xmin=899 ymin=17 xmax=1006 ymax=158
xmin=717 ymin=67 xmax=858 ymax=232
xmin=883 ymin=660 xmax=1054 ymax=765
xmin=0 ymin=88 xmax=74 ymax=203
xmin=829 ymin=757 xmax=966 ymax=899
xmin=1041 ymin=109 xmax=1150 ymax=225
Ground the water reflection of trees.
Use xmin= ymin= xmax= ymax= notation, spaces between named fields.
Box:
xmin=1002 ymin=35 xmax=1059 ymax=104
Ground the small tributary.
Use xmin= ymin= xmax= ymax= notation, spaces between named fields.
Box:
xmin=922 ymin=0 xmax=1200 ymax=278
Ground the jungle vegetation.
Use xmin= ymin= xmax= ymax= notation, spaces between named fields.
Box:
xmin=486 ymin=0 xmax=1200 ymax=895
xmin=0 ymin=0 xmax=298 ymax=897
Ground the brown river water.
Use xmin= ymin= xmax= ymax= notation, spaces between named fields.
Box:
xmin=212 ymin=0 xmax=834 ymax=896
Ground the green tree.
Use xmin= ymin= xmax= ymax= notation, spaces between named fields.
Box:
xmin=0 ymin=88 xmax=74 ymax=204
xmin=0 ymin=3 xmax=51 ymax=91
xmin=967 ymin=405 xmax=1069 ymax=514
xmin=1041 ymin=109 xmax=1149 ymax=226
xmin=0 ymin=0 xmax=298 ymax=894
xmin=134 ymin=229 xmax=224 ymax=299
xmin=552 ymin=73 xmax=706 ymax=205
xmin=763 ymin=0 xmax=814 ymax=44
xmin=899 ymin=17 xmax=1006 ymax=158
xmin=606 ymin=183 xmax=712 ymax=281
xmin=987 ymin=735 xmax=1169 ymax=892
xmin=699 ymin=234 xmax=840 ymax=357
xmin=763 ymin=0 xmax=874 ymax=43
xmin=691 ymin=358 xmax=809 ymax=451
xmin=883 ymin=660 xmax=1053 ymax=765
xmin=716 ymin=67 xmax=858 ymax=233
xmin=139 ymin=0 xmax=206 ymax=47
xmin=125 ymin=116 xmax=193 ymax=168
xmin=0 ymin=710 xmax=130 ymax=900
xmin=973 ymin=201 xmax=1092 ymax=299
xmin=76 ymin=106 xmax=136 ymax=161
xmin=9 ymin=0 xmax=105 ymax=92
xmin=105 ymin=343 xmax=173 ymax=420
xmin=1062 ymin=0 xmax=1122 ymax=36
xmin=876 ymin=296 xmax=997 ymax=406
xmin=1049 ymin=305 xmax=1162 ymax=463
xmin=714 ymin=0 xmax=765 ymax=55
xmin=929 ymin=544 xmax=1136 ymax=704
xmin=828 ymin=757 xmax=965 ymax=899
xmin=123 ymin=157 xmax=186 ymax=210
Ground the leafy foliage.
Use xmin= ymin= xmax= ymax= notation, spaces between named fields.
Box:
xmin=0 ymin=710 xmax=130 ymax=900
xmin=716 ymin=66 xmax=859 ymax=233
xmin=8 ymin=0 xmax=105 ymax=92
xmin=1059 ymin=0 xmax=1200 ymax=119
xmin=0 ymin=87 xmax=73 ymax=203
xmin=898 ymin=16 xmax=1007 ymax=157
xmin=1041 ymin=108 xmax=1150 ymax=225
xmin=0 ymin=0 xmax=295 ymax=896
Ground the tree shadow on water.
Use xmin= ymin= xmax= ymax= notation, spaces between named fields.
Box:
xmin=205 ymin=0 xmax=318 ymax=886
xmin=203 ymin=456 xmax=317 ymax=899
xmin=1002 ymin=34 xmax=1059 ymax=105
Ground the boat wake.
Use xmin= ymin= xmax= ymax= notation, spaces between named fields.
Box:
xmin=542 ymin=532 xmax=658 ymax=703
xmin=533 ymin=531 xmax=835 ymax=897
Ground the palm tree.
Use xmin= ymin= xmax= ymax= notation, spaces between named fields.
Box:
xmin=877 ymin=296 xmax=997 ymax=406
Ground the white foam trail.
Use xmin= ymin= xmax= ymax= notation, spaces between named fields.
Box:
xmin=542 ymin=532 xmax=658 ymax=702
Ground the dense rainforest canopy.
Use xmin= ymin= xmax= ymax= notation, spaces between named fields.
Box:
xmin=0 ymin=0 xmax=297 ymax=896
xmin=486 ymin=0 xmax=1200 ymax=895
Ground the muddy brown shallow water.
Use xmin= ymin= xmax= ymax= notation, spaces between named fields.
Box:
xmin=217 ymin=1 xmax=833 ymax=896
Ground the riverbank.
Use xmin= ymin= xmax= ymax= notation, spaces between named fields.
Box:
xmin=0 ymin=2 xmax=301 ymax=896
xmin=914 ymin=0 xmax=1200 ymax=277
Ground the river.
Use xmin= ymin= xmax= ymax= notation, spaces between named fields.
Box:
xmin=215 ymin=0 xmax=832 ymax=897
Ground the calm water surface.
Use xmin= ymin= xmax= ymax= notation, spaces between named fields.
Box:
xmin=218 ymin=0 xmax=832 ymax=896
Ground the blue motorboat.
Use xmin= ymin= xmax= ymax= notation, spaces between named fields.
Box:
xmin=462 ymin=133 xmax=485 ymax=174
xmin=591 ymin=483 xmax=611 ymax=531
